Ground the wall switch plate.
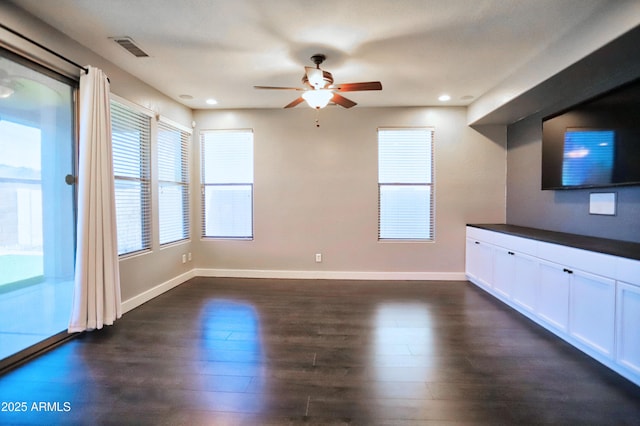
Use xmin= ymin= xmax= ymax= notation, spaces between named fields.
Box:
xmin=589 ymin=192 xmax=616 ymax=215
xmin=182 ymin=254 xmax=187 ymax=264
xmin=315 ymin=253 xmax=322 ymax=263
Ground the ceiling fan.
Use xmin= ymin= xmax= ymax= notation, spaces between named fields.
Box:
xmin=254 ymin=54 xmax=382 ymax=110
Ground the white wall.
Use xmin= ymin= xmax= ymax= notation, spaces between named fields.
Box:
xmin=193 ymin=106 xmax=506 ymax=279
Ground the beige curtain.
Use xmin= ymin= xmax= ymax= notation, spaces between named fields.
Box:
xmin=69 ymin=66 xmax=121 ymax=332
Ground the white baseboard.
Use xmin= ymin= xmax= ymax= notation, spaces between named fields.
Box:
xmin=194 ymin=268 xmax=466 ymax=281
xmin=121 ymin=269 xmax=196 ymax=314
xmin=121 ymin=268 xmax=465 ymax=313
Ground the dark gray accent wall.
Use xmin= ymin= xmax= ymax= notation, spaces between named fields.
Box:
xmin=507 ymin=115 xmax=640 ymax=243
xmin=504 ymin=25 xmax=640 ymax=243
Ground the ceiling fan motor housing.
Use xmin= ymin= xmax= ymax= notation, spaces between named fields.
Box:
xmin=311 ymin=54 xmax=326 ymax=65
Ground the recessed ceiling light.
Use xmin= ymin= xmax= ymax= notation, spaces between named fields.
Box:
xmin=179 ymin=94 xmax=194 ymax=100
xmin=206 ymin=98 xmax=218 ymax=105
xmin=438 ymin=94 xmax=451 ymax=102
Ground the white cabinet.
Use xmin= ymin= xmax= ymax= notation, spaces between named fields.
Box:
xmin=465 ymin=225 xmax=640 ymax=387
xmin=616 ymin=281 xmax=640 ymax=375
xmin=569 ymin=270 xmax=615 ymax=357
xmin=493 ymin=246 xmax=514 ymax=298
xmin=493 ymin=246 xmax=538 ymax=313
xmin=465 ymin=238 xmax=493 ymax=289
xmin=512 ymin=254 xmax=538 ymax=313
xmin=537 ymin=260 xmax=570 ymax=332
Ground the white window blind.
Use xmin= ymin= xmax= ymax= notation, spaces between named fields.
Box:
xmin=158 ymin=119 xmax=191 ymax=245
xmin=378 ymin=128 xmax=434 ymax=240
xmin=111 ymin=99 xmax=152 ymax=255
xmin=201 ymin=129 xmax=253 ymax=238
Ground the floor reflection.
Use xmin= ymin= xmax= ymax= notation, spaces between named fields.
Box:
xmin=0 ymin=279 xmax=73 ymax=361
xmin=0 ymin=344 xmax=114 ymax=424
xmin=370 ymin=302 xmax=434 ymax=399
xmin=197 ymin=299 xmax=265 ymax=413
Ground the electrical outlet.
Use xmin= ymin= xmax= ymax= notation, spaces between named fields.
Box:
xmin=181 ymin=254 xmax=187 ymax=264
xmin=315 ymin=253 xmax=322 ymax=263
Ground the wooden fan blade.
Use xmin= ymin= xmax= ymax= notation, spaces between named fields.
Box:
xmin=333 ymin=81 xmax=382 ymax=92
xmin=254 ymin=85 xmax=304 ymax=91
xmin=284 ymin=97 xmax=305 ymax=108
xmin=331 ymin=93 xmax=357 ymax=108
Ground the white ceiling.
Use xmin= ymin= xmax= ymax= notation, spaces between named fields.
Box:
xmin=9 ymin=0 xmax=621 ymax=110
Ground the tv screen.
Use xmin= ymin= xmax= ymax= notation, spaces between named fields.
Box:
xmin=541 ymin=78 xmax=640 ymax=190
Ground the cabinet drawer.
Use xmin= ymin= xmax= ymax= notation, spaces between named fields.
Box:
xmin=466 ymin=226 xmax=496 ymax=242
xmin=537 ymin=241 xmax=617 ymax=278
xmin=466 ymin=227 xmax=537 ymax=256
xmin=617 ymin=257 xmax=640 ymax=286
xmin=491 ymin=233 xmax=538 ymax=256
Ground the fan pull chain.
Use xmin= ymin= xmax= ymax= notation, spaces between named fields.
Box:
xmin=315 ymin=107 xmax=321 ymax=127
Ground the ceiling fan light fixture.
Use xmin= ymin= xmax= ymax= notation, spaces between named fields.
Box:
xmin=254 ymin=54 xmax=381 ymax=110
xmin=307 ymin=68 xmax=325 ymax=89
xmin=302 ymin=89 xmax=333 ymax=109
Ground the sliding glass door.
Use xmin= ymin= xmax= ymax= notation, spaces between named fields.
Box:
xmin=0 ymin=50 xmax=76 ymax=365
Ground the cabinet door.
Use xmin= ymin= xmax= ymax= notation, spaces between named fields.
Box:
xmin=569 ymin=271 xmax=615 ymax=357
xmin=537 ymin=261 xmax=570 ymax=332
xmin=493 ymin=247 xmax=515 ymax=299
xmin=616 ymin=282 xmax=640 ymax=375
xmin=512 ymin=253 xmax=538 ymax=313
xmin=466 ymin=238 xmax=493 ymax=289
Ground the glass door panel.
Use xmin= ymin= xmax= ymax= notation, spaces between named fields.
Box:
xmin=0 ymin=51 xmax=75 ymax=363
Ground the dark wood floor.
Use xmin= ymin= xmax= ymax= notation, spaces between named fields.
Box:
xmin=1 ymin=277 xmax=639 ymax=425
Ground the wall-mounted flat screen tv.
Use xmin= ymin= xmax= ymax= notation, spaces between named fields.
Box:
xmin=541 ymin=78 xmax=640 ymax=190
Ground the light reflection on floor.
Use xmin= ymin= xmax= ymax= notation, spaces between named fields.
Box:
xmin=197 ymin=299 xmax=265 ymax=413
xmin=0 ymin=279 xmax=73 ymax=361
xmin=371 ymin=302 xmax=434 ymax=400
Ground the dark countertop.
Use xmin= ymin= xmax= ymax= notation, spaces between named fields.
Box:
xmin=467 ymin=224 xmax=640 ymax=262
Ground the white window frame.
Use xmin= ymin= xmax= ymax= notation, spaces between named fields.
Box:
xmin=200 ymin=129 xmax=254 ymax=239
xmin=110 ymin=95 xmax=153 ymax=256
xmin=157 ymin=116 xmax=191 ymax=246
xmin=378 ymin=127 xmax=435 ymax=241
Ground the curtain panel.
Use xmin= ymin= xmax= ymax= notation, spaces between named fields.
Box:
xmin=69 ymin=66 xmax=121 ymax=332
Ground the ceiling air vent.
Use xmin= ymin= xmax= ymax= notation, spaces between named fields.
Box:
xmin=110 ymin=36 xmax=149 ymax=58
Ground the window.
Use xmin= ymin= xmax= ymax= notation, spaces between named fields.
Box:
xmin=378 ymin=128 xmax=434 ymax=240
xmin=201 ymin=129 xmax=253 ymax=239
xmin=111 ymin=98 xmax=152 ymax=255
xmin=158 ymin=118 xmax=191 ymax=245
